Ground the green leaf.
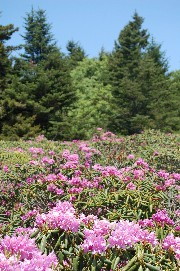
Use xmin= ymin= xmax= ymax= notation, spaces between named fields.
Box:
xmin=40 ymin=235 xmax=47 ymax=253
xmin=122 ymin=256 xmax=138 ymax=271
xmin=144 ymin=263 xmax=161 ymax=271
xmin=72 ymin=256 xmax=79 ymax=271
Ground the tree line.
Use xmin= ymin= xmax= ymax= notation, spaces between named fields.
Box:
xmin=0 ymin=8 xmax=179 ymax=140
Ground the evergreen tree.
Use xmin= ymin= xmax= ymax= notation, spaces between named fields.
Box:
xmin=0 ymin=22 xmax=18 ymax=93
xmin=152 ymin=70 xmax=180 ymax=132
xmin=108 ymin=12 xmax=171 ymax=134
xmin=147 ymin=39 xmax=169 ymax=73
xmin=5 ymin=49 xmax=74 ymax=140
xmin=34 ymin=50 xmax=75 ymax=139
xmin=108 ymin=12 xmax=149 ymax=134
xmin=0 ymin=21 xmax=19 ymax=135
xmin=21 ymin=8 xmax=56 ymax=63
xmin=0 ymin=62 xmax=41 ymax=140
xmin=66 ymin=40 xmax=86 ymax=69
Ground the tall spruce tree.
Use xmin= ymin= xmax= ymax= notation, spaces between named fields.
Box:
xmin=1 ymin=8 xmax=75 ymax=140
xmin=0 ymin=22 xmax=18 ymax=93
xmin=0 ymin=21 xmax=19 ymax=136
xmin=34 ymin=50 xmax=75 ymax=139
xmin=66 ymin=40 xmax=86 ymax=69
xmin=21 ymin=8 xmax=56 ymax=63
xmin=108 ymin=12 xmax=149 ymax=134
xmin=108 ymin=12 xmax=171 ymax=134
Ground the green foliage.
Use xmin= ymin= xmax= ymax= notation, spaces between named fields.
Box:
xmin=63 ymin=57 xmax=114 ymax=139
xmin=0 ymin=23 xmax=18 ymax=91
xmin=107 ymin=12 xmax=179 ymax=135
xmin=21 ymin=8 xmax=56 ymax=63
xmin=0 ymin=10 xmax=179 ymax=141
xmin=0 ymin=130 xmax=179 ymax=270
xmin=66 ymin=40 xmax=86 ymax=69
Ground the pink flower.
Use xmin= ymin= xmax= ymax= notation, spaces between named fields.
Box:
xmin=35 ymin=201 xmax=80 ymax=232
xmin=139 ymin=219 xmax=154 ymax=228
xmin=127 ymin=182 xmax=136 ymax=190
xmin=3 ymin=165 xmax=9 ymax=172
xmin=163 ymin=234 xmax=180 ymax=260
xmin=133 ymin=169 xmax=144 ymax=180
xmin=81 ymin=230 xmax=107 ymax=254
xmin=164 ymin=179 xmax=176 ymax=187
xmin=153 ymin=151 xmax=159 ymax=156
xmin=41 ymin=157 xmax=55 ymax=165
xmin=127 ymin=154 xmax=135 ymax=159
xmin=0 ymin=235 xmax=57 ymax=269
xmin=152 ymin=210 xmax=174 ymax=226
xmin=108 ymin=220 xmax=158 ymax=249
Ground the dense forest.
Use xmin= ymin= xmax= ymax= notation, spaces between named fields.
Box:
xmin=0 ymin=8 xmax=179 ymax=140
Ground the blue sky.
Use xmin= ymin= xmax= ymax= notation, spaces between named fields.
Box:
xmin=1 ymin=0 xmax=180 ymax=71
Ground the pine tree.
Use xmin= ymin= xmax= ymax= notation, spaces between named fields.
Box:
xmin=108 ymin=12 xmax=149 ymax=134
xmin=108 ymin=12 xmax=171 ymax=134
xmin=147 ymin=39 xmax=169 ymax=73
xmin=34 ymin=50 xmax=75 ymax=139
xmin=66 ymin=40 xmax=86 ymax=69
xmin=0 ymin=23 xmax=18 ymax=93
xmin=0 ymin=21 xmax=19 ymax=135
xmin=151 ymin=70 xmax=180 ymax=132
xmin=21 ymin=8 xmax=56 ymax=63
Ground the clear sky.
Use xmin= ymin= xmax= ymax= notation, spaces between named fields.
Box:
xmin=0 ymin=0 xmax=180 ymax=71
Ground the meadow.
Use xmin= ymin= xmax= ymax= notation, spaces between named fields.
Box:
xmin=0 ymin=129 xmax=179 ymax=270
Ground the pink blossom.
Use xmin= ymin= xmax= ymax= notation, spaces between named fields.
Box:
xmin=35 ymin=201 xmax=80 ymax=232
xmin=3 ymin=165 xmax=9 ymax=172
xmin=41 ymin=156 xmax=55 ymax=165
xmin=108 ymin=220 xmax=158 ymax=249
xmin=81 ymin=230 xmax=107 ymax=254
xmin=127 ymin=154 xmax=135 ymax=159
xmin=139 ymin=219 xmax=154 ymax=228
xmin=163 ymin=234 xmax=180 ymax=260
xmin=152 ymin=210 xmax=174 ymax=226
xmin=127 ymin=182 xmax=136 ymax=190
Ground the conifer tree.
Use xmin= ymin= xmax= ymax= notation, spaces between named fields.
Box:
xmin=66 ymin=40 xmax=86 ymax=69
xmin=0 ymin=21 xmax=19 ymax=135
xmin=108 ymin=12 xmax=172 ymax=134
xmin=0 ymin=22 xmax=18 ymax=93
xmin=108 ymin=12 xmax=149 ymax=134
xmin=21 ymin=8 xmax=56 ymax=63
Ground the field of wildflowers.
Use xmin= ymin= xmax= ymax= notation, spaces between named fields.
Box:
xmin=0 ymin=129 xmax=179 ymax=270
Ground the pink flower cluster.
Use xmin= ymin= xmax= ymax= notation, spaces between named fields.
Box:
xmin=92 ymin=129 xmax=118 ymax=142
xmin=139 ymin=218 xmax=155 ymax=228
xmin=81 ymin=218 xmax=158 ymax=254
xmin=108 ymin=220 xmax=158 ymax=249
xmin=29 ymin=147 xmax=44 ymax=155
xmin=35 ymin=201 xmax=81 ymax=232
xmin=81 ymin=229 xmax=107 ymax=254
xmin=21 ymin=209 xmax=38 ymax=221
xmin=78 ymin=143 xmax=101 ymax=160
xmin=152 ymin=209 xmax=174 ymax=226
xmin=0 ymin=235 xmax=57 ymax=270
xmin=162 ymin=234 xmax=180 ymax=260
xmin=47 ymin=183 xmax=64 ymax=195
xmin=41 ymin=156 xmax=55 ymax=165
xmin=61 ymin=149 xmax=79 ymax=169
xmin=155 ymin=170 xmax=180 ymax=191
xmin=81 ymin=219 xmax=113 ymax=254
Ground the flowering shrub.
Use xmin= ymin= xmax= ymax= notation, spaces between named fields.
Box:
xmin=0 ymin=129 xmax=179 ymax=270
xmin=0 ymin=235 xmax=57 ymax=270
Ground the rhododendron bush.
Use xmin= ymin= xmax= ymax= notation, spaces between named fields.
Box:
xmin=0 ymin=130 xmax=179 ymax=270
